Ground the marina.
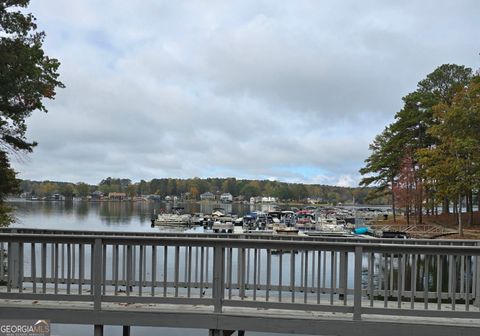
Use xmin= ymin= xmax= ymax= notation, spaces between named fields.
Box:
xmin=147 ymin=202 xmax=415 ymax=239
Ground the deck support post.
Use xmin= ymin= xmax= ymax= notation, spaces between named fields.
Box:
xmin=122 ymin=326 xmax=130 ymax=336
xmin=93 ymin=324 xmax=103 ymax=336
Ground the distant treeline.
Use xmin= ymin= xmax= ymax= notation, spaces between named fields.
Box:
xmin=18 ymin=177 xmax=389 ymax=205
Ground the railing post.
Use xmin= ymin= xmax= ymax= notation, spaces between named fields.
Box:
xmin=94 ymin=324 xmax=103 ymax=336
xmin=6 ymin=229 xmax=22 ymax=289
xmin=238 ymin=248 xmax=245 ymax=299
xmin=339 ymin=251 xmax=348 ymax=299
xmin=93 ymin=238 xmax=103 ymax=311
xmin=7 ymin=239 xmax=21 ymax=289
xmin=475 ymin=244 xmax=480 ymax=308
xmin=213 ymin=246 xmax=225 ymax=313
xmin=353 ymin=246 xmax=363 ymax=320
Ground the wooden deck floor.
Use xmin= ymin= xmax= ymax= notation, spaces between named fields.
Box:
xmin=0 ymin=295 xmax=479 ymax=336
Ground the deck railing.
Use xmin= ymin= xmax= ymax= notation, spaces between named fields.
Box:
xmin=1 ymin=227 xmax=478 ymax=245
xmin=1 ymin=231 xmax=480 ymax=321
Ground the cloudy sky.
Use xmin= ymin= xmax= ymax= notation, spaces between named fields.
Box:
xmin=12 ymin=0 xmax=480 ymax=186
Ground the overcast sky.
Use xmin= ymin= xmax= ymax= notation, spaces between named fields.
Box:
xmin=11 ymin=0 xmax=480 ymax=186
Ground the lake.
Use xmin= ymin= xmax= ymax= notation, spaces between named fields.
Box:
xmin=9 ymin=199 xmax=282 ymax=232
xmin=8 ymin=200 xmax=295 ymax=336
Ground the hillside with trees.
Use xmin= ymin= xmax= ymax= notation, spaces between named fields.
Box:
xmin=17 ymin=177 xmax=388 ymax=205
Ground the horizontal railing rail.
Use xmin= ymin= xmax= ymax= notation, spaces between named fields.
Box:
xmin=0 ymin=232 xmax=479 ymax=322
xmin=1 ymin=227 xmax=477 ymax=245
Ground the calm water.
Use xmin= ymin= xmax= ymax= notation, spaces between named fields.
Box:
xmin=9 ymin=200 xmax=276 ymax=232
xmin=8 ymin=200 xmax=296 ymax=336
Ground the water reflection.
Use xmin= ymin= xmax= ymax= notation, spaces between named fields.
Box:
xmin=9 ymin=200 xmax=264 ymax=231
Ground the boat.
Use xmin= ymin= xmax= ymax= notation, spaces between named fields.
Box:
xmin=154 ymin=213 xmax=192 ymax=226
xmin=315 ymin=216 xmax=347 ymax=232
xmin=303 ymin=216 xmax=351 ymax=236
xmin=153 ymin=207 xmax=192 ymax=226
xmin=204 ymin=207 xmax=237 ymax=233
xmin=190 ymin=213 xmax=205 ymax=225
xmin=295 ymin=210 xmax=315 ymax=230
xmin=212 ymin=219 xmax=234 ymax=233
xmin=274 ymin=225 xmax=299 ymax=236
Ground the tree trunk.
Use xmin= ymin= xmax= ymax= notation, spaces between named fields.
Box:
xmin=458 ymin=194 xmax=464 ymax=237
xmin=478 ymin=191 xmax=480 ymax=214
xmin=443 ymin=197 xmax=450 ymax=214
xmin=391 ymin=178 xmax=396 ymax=223
xmin=468 ymin=189 xmax=473 ymax=226
xmin=406 ymin=204 xmax=410 ymax=225
xmin=418 ymin=182 xmax=423 ymax=224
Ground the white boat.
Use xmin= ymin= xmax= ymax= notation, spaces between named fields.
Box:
xmin=315 ymin=216 xmax=347 ymax=232
xmin=154 ymin=213 xmax=192 ymax=225
xmin=212 ymin=220 xmax=234 ymax=233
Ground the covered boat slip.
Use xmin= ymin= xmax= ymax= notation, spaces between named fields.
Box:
xmin=1 ymin=229 xmax=480 ymax=335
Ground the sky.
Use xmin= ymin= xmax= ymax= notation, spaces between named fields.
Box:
xmin=11 ymin=0 xmax=480 ymax=187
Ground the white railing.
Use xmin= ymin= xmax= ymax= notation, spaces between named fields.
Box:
xmin=1 ymin=231 xmax=480 ymax=322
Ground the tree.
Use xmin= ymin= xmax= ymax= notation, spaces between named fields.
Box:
xmin=360 ymin=64 xmax=473 ymax=224
xmin=59 ymin=183 xmax=74 ymax=199
xmin=240 ymin=181 xmax=261 ymax=199
xmin=0 ymin=152 xmax=17 ymax=225
xmin=126 ymin=184 xmax=136 ymax=198
xmin=137 ymin=180 xmax=149 ymax=195
xmin=360 ymin=126 xmax=401 ymax=221
xmin=418 ymin=75 xmax=480 ymax=235
xmin=76 ymin=182 xmax=90 ymax=198
xmin=221 ymin=178 xmax=238 ymax=196
xmin=189 ymin=186 xmax=199 ymax=200
xmin=0 ymin=1 xmax=64 ymax=224
xmin=35 ymin=182 xmax=56 ymax=198
xmin=393 ymin=155 xmax=422 ymax=225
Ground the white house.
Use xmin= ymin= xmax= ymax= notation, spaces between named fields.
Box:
xmin=261 ymin=196 xmax=277 ymax=203
xmin=220 ymin=193 xmax=233 ymax=203
xmin=200 ymin=192 xmax=215 ymax=201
